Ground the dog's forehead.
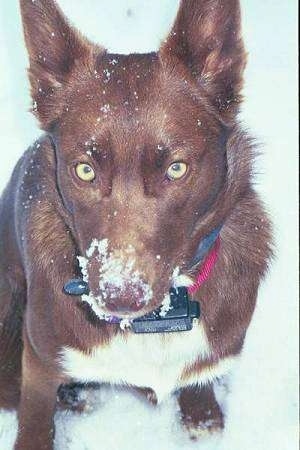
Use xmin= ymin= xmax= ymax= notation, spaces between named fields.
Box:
xmin=69 ymin=52 xmax=160 ymax=110
xmin=96 ymin=52 xmax=159 ymax=90
xmin=58 ymin=52 xmax=216 ymax=153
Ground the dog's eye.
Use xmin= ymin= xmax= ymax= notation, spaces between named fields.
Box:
xmin=75 ymin=163 xmax=95 ymax=182
xmin=166 ymin=162 xmax=188 ymax=181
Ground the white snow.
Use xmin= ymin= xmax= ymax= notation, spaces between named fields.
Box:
xmin=103 ymin=68 xmax=111 ymax=83
xmin=171 ymin=266 xmax=194 ymax=290
xmin=100 ymin=103 xmax=111 ymax=114
xmin=159 ymin=292 xmax=173 ymax=317
xmin=0 ymin=1 xmax=298 ymax=450
xmin=119 ymin=318 xmax=132 ymax=330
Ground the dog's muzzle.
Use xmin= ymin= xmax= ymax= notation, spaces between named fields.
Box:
xmin=63 ymin=225 xmax=221 ymax=334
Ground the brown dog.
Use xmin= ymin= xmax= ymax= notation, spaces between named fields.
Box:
xmin=0 ymin=0 xmax=272 ymax=448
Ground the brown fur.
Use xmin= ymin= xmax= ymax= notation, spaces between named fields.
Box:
xmin=0 ymin=0 xmax=272 ymax=448
xmin=179 ymin=384 xmax=224 ymax=439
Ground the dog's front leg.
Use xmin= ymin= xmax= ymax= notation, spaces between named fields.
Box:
xmin=15 ymin=334 xmax=63 ymax=450
xmin=178 ymin=384 xmax=224 ymax=440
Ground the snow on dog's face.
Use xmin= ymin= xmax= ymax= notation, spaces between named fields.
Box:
xmin=21 ymin=0 xmax=247 ymax=317
xmin=78 ymin=239 xmax=154 ymax=318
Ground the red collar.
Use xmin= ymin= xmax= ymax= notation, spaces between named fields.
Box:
xmin=188 ymin=237 xmax=221 ymax=295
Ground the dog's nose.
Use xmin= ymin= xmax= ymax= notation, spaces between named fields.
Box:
xmin=103 ymin=282 xmax=151 ymax=314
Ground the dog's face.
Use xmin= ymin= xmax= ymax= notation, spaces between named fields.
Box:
xmin=20 ymin=0 xmax=246 ymax=317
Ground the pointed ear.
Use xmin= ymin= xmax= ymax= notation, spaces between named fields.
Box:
xmin=19 ymin=0 xmax=103 ymax=129
xmin=160 ymin=0 xmax=247 ymax=121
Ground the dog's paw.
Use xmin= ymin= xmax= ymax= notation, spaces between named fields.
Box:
xmin=178 ymin=385 xmax=224 ymax=441
xmin=134 ymin=387 xmax=158 ymax=405
xmin=181 ymin=412 xmax=224 ymax=441
xmin=57 ymin=382 xmax=101 ymax=413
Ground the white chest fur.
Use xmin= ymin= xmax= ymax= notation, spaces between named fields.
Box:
xmin=60 ymin=323 xmax=235 ymax=403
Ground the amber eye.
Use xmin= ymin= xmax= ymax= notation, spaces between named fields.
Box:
xmin=75 ymin=163 xmax=95 ymax=182
xmin=166 ymin=162 xmax=188 ymax=181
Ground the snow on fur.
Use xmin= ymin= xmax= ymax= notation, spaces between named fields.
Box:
xmin=77 ymin=238 xmax=153 ymax=323
xmin=77 ymin=240 xmax=193 ymax=323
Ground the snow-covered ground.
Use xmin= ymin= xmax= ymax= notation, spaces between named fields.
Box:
xmin=0 ymin=1 xmax=298 ymax=449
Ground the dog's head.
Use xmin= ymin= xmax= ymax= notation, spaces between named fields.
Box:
xmin=20 ymin=0 xmax=247 ymax=318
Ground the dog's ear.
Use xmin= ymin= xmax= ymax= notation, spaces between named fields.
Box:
xmin=160 ymin=0 xmax=246 ymax=121
xmin=19 ymin=0 xmax=102 ymax=129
